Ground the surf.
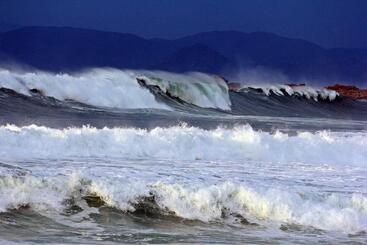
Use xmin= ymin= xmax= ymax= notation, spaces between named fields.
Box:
xmin=0 ymin=172 xmax=366 ymax=234
xmin=1 ymin=68 xmax=367 ymax=121
xmin=1 ymin=124 xmax=366 ymax=166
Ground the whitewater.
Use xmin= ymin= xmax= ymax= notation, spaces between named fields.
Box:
xmin=0 ymin=68 xmax=366 ymax=244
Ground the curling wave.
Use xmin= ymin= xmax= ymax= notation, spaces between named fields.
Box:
xmin=0 ymin=69 xmax=171 ymax=109
xmin=0 ymin=174 xmax=366 ymax=233
xmin=0 ymin=69 xmax=230 ymax=110
xmin=236 ymin=84 xmax=339 ymax=101
xmin=136 ymin=71 xmax=231 ymax=110
xmin=1 ymin=68 xmax=367 ymax=120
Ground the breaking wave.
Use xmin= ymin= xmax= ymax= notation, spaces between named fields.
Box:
xmin=0 ymin=68 xmax=170 ymax=109
xmin=1 ymin=124 xmax=366 ymax=165
xmin=0 ymin=68 xmax=230 ymax=110
xmin=0 ymin=174 xmax=366 ymax=233
xmin=1 ymin=68 xmax=367 ymax=120
xmin=236 ymin=84 xmax=339 ymax=101
xmin=137 ymin=71 xmax=231 ymax=110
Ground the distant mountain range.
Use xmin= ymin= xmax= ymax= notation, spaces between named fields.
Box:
xmin=0 ymin=26 xmax=366 ymax=85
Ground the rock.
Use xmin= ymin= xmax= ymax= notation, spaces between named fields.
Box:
xmin=325 ymin=84 xmax=367 ymax=100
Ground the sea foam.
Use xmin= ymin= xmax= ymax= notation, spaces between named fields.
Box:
xmin=0 ymin=124 xmax=366 ymax=166
xmin=238 ymin=84 xmax=339 ymax=101
xmin=0 ymin=174 xmax=365 ymax=233
xmin=0 ymin=69 xmax=230 ymax=110
xmin=0 ymin=69 xmax=168 ymax=109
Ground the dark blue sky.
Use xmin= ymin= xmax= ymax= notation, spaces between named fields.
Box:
xmin=1 ymin=0 xmax=366 ymax=48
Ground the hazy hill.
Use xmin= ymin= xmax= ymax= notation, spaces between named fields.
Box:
xmin=0 ymin=26 xmax=366 ymax=85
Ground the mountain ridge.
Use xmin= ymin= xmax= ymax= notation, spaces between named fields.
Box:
xmin=0 ymin=26 xmax=366 ymax=85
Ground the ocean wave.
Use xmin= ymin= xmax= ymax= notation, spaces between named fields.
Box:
xmin=2 ymin=68 xmax=366 ymax=121
xmin=137 ymin=71 xmax=230 ymax=110
xmin=0 ymin=124 xmax=366 ymax=165
xmin=0 ymin=68 xmax=169 ymax=110
xmin=237 ymin=84 xmax=339 ymax=101
xmin=0 ymin=68 xmax=231 ymax=110
xmin=0 ymin=174 xmax=365 ymax=233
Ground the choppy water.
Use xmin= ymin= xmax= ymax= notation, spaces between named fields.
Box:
xmin=0 ymin=68 xmax=366 ymax=244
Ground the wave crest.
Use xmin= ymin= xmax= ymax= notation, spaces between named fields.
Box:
xmin=137 ymin=72 xmax=231 ymax=110
xmin=237 ymin=84 xmax=339 ymax=101
xmin=0 ymin=68 xmax=231 ymax=110
xmin=0 ymin=69 xmax=170 ymax=109
xmin=0 ymin=124 xmax=366 ymax=165
xmin=0 ymin=174 xmax=365 ymax=233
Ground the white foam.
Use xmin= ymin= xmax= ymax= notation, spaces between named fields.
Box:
xmin=0 ymin=174 xmax=365 ymax=233
xmin=0 ymin=68 xmax=231 ymax=110
xmin=0 ymin=174 xmax=72 ymax=213
xmin=0 ymin=68 xmax=169 ymax=109
xmin=239 ymin=84 xmax=339 ymax=101
xmin=0 ymin=124 xmax=366 ymax=166
xmin=149 ymin=182 xmax=367 ymax=232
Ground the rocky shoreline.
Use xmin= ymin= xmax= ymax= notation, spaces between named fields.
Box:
xmin=326 ymin=84 xmax=367 ymax=100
